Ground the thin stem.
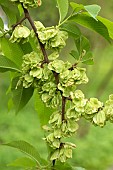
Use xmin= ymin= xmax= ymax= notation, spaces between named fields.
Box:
xmin=58 ymin=15 xmax=73 ymax=27
xmin=12 ymin=16 xmax=26 ymax=30
xmin=58 ymin=9 xmax=78 ymax=27
xmin=22 ymin=4 xmax=49 ymax=64
xmin=69 ymin=63 xmax=77 ymax=70
xmin=62 ymin=96 xmax=66 ymax=121
xmin=52 ymin=71 xmax=59 ymax=85
xmin=52 ymin=160 xmax=56 ymax=167
xmin=58 ymin=10 xmax=84 ymax=28
xmin=66 ymin=96 xmax=72 ymax=101
xmin=58 ymin=10 xmax=74 ymax=27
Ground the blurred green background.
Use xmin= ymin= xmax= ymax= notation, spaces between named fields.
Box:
xmin=1 ymin=0 xmax=113 ymax=170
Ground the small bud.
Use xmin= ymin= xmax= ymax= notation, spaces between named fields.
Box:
xmin=37 ymin=0 xmax=42 ymax=6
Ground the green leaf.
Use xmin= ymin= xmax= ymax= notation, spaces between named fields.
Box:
xmin=0 ymin=18 xmax=4 ymax=30
xmin=55 ymin=162 xmax=73 ymax=170
xmin=0 ymin=0 xmax=10 ymax=6
xmin=82 ymin=51 xmax=94 ymax=65
xmin=29 ymin=36 xmax=39 ymax=52
xmin=70 ymin=50 xmax=79 ymax=61
xmin=0 ymin=37 xmax=24 ymax=67
xmin=70 ymin=2 xmax=84 ymax=12
xmin=75 ymin=36 xmax=90 ymax=55
xmin=0 ymin=31 xmax=4 ymax=37
xmin=19 ymin=42 xmax=33 ymax=54
xmin=61 ymin=22 xmax=81 ymax=38
xmin=74 ymin=36 xmax=94 ymax=65
xmin=11 ymin=77 xmax=34 ymax=113
xmin=82 ymin=58 xmax=94 ymax=65
xmin=8 ymin=98 xmax=14 ymax=112
xmin=0 ymin=55 xmax=21 ymax=72
xmin=97 ymin=16 xmax=113 ymax=39
xmin=18 ymin=4 xmax=24 ymax=16
xmin=70 ymin=3 xmax=101 ymax=21
xmin=1 ymin=1 xmax=19 ymax=27
xmin=1 ymin=6 xmax=17 ymax=27
xmin=57 ymin=0 xmax=69 ymax=23
xmin=84 ymin=5 xmax=101 ymax=21
xmin=3 ymin=140 xmax=43 ymax=166
xmin=35 ymin=92 xmax=54 ymax=125
xmin=69 ymin=12 xmax=111 ymax=42
xmin=8 ymin=157 xmax=37 ymax=168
